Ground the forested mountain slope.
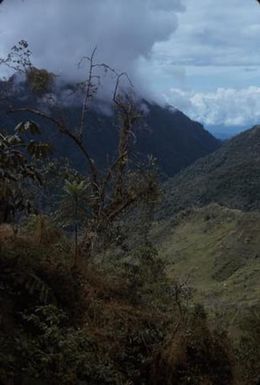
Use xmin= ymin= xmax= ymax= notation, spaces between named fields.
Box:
xmin=160 ymin=125 xmax=260 ymax=217
xmin=0 ymin=89 xmax=220 ymax=177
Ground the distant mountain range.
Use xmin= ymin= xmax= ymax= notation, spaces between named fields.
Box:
xmin=160 ymin=125 xmax=260 ymax=217
xmin=0 ymin=94 xmax=220 ymax=177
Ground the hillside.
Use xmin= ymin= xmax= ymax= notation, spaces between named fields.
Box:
xmin=152 ymin=204 xmax=260 ymax=315
xmin=159 ymin=125 xmax=260 ymax=216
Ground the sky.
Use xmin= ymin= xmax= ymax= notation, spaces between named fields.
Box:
xmin=0 ymin=0 xmax=260 ymax=135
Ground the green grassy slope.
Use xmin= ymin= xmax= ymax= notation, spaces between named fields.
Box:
xmin=152 ymin=204 xmax=260 ymax=313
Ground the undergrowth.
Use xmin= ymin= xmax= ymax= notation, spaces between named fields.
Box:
xmin=0 ymin=223 xmax=258 ymax=385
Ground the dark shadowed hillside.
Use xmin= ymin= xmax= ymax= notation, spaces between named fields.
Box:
xmin=137 ymin=103 xmax=220 ymax=176
xmin=159 ymin=125 xmax=260 ymax=217
xmin=0 ymin=93 xmax=220 ymax=177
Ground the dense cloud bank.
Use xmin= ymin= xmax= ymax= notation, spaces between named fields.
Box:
xmin=0 ymin=0 xmax=184 ymax=96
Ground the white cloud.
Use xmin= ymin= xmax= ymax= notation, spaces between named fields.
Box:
xmin=137 ymin=0 xmax=260 ymax=100
xmin=164 ymin=86 xmax=260 ymax=128
xmin=154 ymin=0 xmax=260 ymax=69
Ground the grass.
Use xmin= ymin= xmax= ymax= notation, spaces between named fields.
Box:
xmin=152 ymin=204 xmax=260 ymax=317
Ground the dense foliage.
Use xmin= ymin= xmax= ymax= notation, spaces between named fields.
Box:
xmin=0 ymin=234 xmax=235 ymax=385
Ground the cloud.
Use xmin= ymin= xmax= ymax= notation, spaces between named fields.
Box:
xmin=153 ymin=0 xmax=260 ymax=69
xmin=1 ymin=0 xmax=259 ymax=131
xmin=136 ymin=0 xmax=260 ymax=101
xmin=164 ymin=86 xmax=260 ymax=128
xmin=0 ymin=0 xmax=184 ymax=93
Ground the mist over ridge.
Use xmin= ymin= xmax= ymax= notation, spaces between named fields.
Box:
xmin=0 ymin=0 xmax=184 ymax=100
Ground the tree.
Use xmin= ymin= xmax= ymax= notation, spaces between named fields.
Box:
xmin=57 ymin=179 xmax=89 ymax=262
xmin=1 ymin=42 xmax=159 ymax=266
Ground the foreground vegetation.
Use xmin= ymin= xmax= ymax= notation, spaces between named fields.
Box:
xmin=0 ymin=219 xmax=259 ymax=385
xmin=0 ymin=223 xmax=233 ymax=385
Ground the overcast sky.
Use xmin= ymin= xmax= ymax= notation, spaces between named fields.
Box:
xmin=0 ymin=0 xmax=260 ymax=133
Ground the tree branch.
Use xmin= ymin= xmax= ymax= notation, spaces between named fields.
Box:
xmin=8 ymin=107 xmax=99 ymax=189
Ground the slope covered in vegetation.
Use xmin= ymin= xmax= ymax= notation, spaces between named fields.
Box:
xmin=160 ymin=125 xmax=260 ymax=217
xmin=152 ymin=204 xmax=260 ymax=384
xmin=0 ymin=225 xmax=235 ymax=385
xmin=153 ymin=204 xmax=260 ymax=309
